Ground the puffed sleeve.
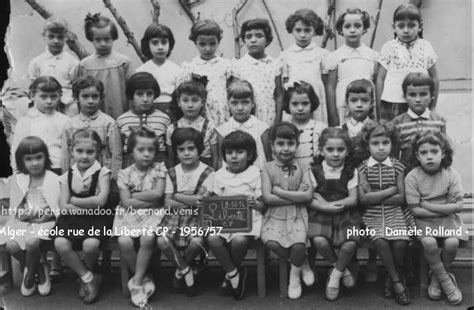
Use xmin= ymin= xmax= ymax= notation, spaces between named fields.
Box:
xmin=377 ymin=41 xmax=392 ymax=69
xmin=424 ymin=40 xmax=438 ymax=69
xmin=116 ymin=169 xmax=129 ymax=190
xmin=320 ymin=48 xmax=330 ymax=74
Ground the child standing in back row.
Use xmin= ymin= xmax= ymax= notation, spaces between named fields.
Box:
xmin=181 ymin=20 xmax=231 ymax=127
xmin=280 ymin=9 xmax=329 ymax=123
xmin=79 ymin=13 xmax=131 ymax=119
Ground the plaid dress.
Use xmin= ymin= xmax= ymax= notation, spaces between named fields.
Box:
xmin=113 ymin=162 xmax=167 ymax=236
xmin=161 ymin=164 xmax=214 ymax=249
xmin=308 ymin=163 xmax=361 ymax=246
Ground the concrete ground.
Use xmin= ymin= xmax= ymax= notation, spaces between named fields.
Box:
xmin=0 ymin=262 xmax=472 ymax=310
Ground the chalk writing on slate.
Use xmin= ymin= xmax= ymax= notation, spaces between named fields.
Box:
xmin=199 ymin=196 xmax=252 ymax=233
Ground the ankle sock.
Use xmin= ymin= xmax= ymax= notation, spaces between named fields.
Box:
xmin=227 ymin=269 xmax=239 ymax=289
xmin=181 ymin=267 xmax=193 ymax=287
xmin=430 ymin=262 xmax=453 ymax=293
xmin=290 ymin=264 xmax=302 ymax=283
xmin=81 ymin=271 xmax=93 ymax=284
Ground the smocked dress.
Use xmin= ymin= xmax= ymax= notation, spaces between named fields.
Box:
xmin=261 ymin=160 xmax=309 ymax=247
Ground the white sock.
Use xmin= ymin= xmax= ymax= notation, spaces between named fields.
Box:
xmin=290 ymin=265 xmax=301 ymax=283
xmin=343 ymin=268 xmax=352 ymax=277
xmin=328 ymin=268 xmax=343 ymax=288
xmin=175 ymin=268 xmax=183 ymax=279
xmin=81 ymin=271 xmax=93 ymax=283
xmin=182 ymin=267 xmax=194 ymax=287
xmin=227 ymin=269 xmax=239 ymax=289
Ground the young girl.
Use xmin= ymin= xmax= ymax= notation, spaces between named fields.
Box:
xmin=54 ymin=129 xmax=112 ymax=304
xmin=157 ymin=128 xmax=214 ymax=297
xmin=283 ymin=80 xmax=327 ymax=169
xmin=231 ymin=18 xmax=284 ymax=126
xmin=326 ymin=8 xmax=379 ymax=126
xmin=113 ymin=127 xmax=166 ymax=308
xmin=280 ymin=9 xmax=329 ymax=123
xmin=0 ymin=136 xmax=60 ymax=296
xmin=166 ymin=80 xmax=218 ymax=169
xmin=11 ymin=76 xmax=70 ymax=175
xmin=217 ymin=80 xmax=271 ymax=170
xmin=79 ymin=13 xmax=131 ymax=119
xmin=308 ymin=127 xmax=361 ymax=301
xmin=137 ymin=23 xmax=183 ymax=115
xmin=405 ymin=131 xmax=466 ymax=305
xmin=181 ymin=19 xmax=231 ymax=127
xmin=376 ymin=4 xmax=439 ymax=120
xmin=116 ymin=72 xmax=170 ymax=167
xmin=261 ymin=122 xmax=314 ymax=300
xmin=358 ymin=122 xmax=411 ymax=305
xmin=207 ymin=131 xmax=265 ymax=300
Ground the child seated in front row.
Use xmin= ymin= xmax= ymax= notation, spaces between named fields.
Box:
xmin=308 ymin=127 xmax=361 ymax=301
xmin=207 ymin=131 xmax=265 ymax=300
xmin=157 ymin=128 xmax=215 ymax=297
xmin=116 ymin=72 xmax=171 ymax=167
xmin=261 ymin=122 xmax=314 ymax=300
xmin=113 ymin=127 xmax=167 ymax=308
xmin=391 ymin=73 xmax=446 ymax=169
xmin=405 ymin=131 xmax=466 ymax=305
xmin=167 ymin=80 xmax=218 ymax=169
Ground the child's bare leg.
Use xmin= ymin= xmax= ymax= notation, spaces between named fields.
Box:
xmin=208 ymin=235 xmax=235 ymax=272
xmin=82 ymin=238 xmax=101 ymax=272
xmin=184 ymin=237 xmax=205 ymax=266
xmin=229 ymin=236 xmax=250 ymax=267
xmin=392 ymin=240 xmax=408 ymax=270
xmin=156 ymin=236 xmax=186 ymax=269
xmin=441 ymin=238 xmax=459 ymax=271
xmin=374 ymin=239 xmax=402 ymax=283
xmin=365 ymin=248 xmax=378 ymax=282
xmin=312 ymin=237 xmax=336 ymax=264
xmin=5 ymin=240 xmax=25 ymax=267
xmin=118 ymin=236 xmax=136 ymax=274
xmin=265 ymin=240 xmax=289 ymax=260
xmin=24 ymin=238 xmax=42 ymax=286
xmin=335 ymin=241 xmax=357 ymax=272
xmin=289 ymin=243 xmax=305 ymax=267
xmin=133 ymin=234 xmax=156 ymax=284
xmin=54 ymin=237 xmax=88 ymax=277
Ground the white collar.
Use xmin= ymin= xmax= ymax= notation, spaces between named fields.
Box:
xmin=367 ymin=156 xmax=393 ymax=167
xmin=44 ymin=47 xmax=65 ymax=58
xmin=348 ymin=116 xmax=368 ymax=126
xmin=221 ymin=165 xmax=258 ymax=178
xmin=407 ymin=108 xmax=430 ymax=119
xmin=243 ymin=53 xmax=273 ymax=64
xmin=342 ymin=43 xmax=365 ymax=52
xmin=179 ymin=116 xmax=204 ymax=127
xmin=322 ymin=160 xmax=343 ymax=173
xmin=71 ymin=160 xmax=101 ymax=180
xmin=229 ymin=115 xmax=255 ymax=129
xmin=28 ymin=107 xmax=54 ymax=118
xmin=194 ymin=55 xmax=221 ymax=65
xmin=288 ymin=42 xmax=316 ymax=52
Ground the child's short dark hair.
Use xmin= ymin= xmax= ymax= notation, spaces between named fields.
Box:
xmin=170 ymin=80 xmax=207 ymax=121
xmin=43 ymin=17 xmax=68 ymax=35
xmin=361 ymin=120 xmax=398 ymax=151
xmin=125 ymin=72 xmax=161 ymax=100
xmin=84 ymin=13 xmax=118 ymax=41
xmin=189 ymin=19 xmax=223 ymax=42
xmin=141 ymin=23 xmax=175 ymax=58
xmin=335 ymin=8 xmax=371 ymax=35
xmin=221 ymin=130 xmax=257 ymax=166
xmin=29 ymin=76 xmax=62 ymax=95
xmin=269 ymin=122 xmax=300 ymax=143
xmin=71 ymin=128 xmax=102 ymax=151
xmin=393 ymin=4 xmax=423 ymax=38
xmin=240 ymin=18 xmax=273 ymax=46
xmin=285 ymin=9 xmax=324 ymax=36
xmin=15 ymin=136 xmax=52 ymax=174
xmin=411 ymin=131 xmax=453 ymax=169
xmin=402 ymin=72 xmax=434 ymax=97
xmin=345 ymin=79 xmax=374 ymax=102
xmin=72 ymin=75 xmax=104 ymax=99
xmin=171 ymin=127 xmax=205 ymax=156
xmin=127 ymin=126 xmax=158 ymax=155
xmin=226 ymin=79 xmax=254 ymax=101
xmin=283 ymin=80 xmax=319 ymax=114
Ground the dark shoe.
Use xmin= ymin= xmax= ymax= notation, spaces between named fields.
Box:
xmin=83 ymin=274 xmax=101 ymax=304
xmin=173 ymin=269 xmax=186 ymax=292
xmin=218 ymin=278 xmax=233 ymax=296
xmin=392 ymin=280 xmax=410 ymax=305
xmin=384 ymin=275 xmax=393 ymax=298
xmin=230 ymin=267 xmax=247 ymax=300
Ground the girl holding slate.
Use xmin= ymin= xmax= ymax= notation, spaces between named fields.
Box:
xmin=207 ymin=130 xmax=265 ymax=300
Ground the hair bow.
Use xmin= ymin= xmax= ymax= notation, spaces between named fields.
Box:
xmin=280 ymin=162 xmax=297 ymax=176
xmin=283 ymin=79 xmax=301 ymax=91
xmin=191 ymin=73 xmax=209 ymax=88
xmin=85 ymin=13 xmax=101 ymax=24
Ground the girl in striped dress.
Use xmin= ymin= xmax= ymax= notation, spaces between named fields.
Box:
xmin=358 ymin=121 xmax=411 ymax=305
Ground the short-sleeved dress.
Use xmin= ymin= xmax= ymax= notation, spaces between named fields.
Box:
xmin=211 ymin=165 xmax=262 ymax=241
xmin=359 ymin=157 xmax=413 ymax=241
xmin=113 ymin=162 xmax=167 ymax=236
xmin=405 ymin=167 xmax=467 ymax=241
xmin=0 ymin=171 xmax=60 ymax=250
xmin=161 ymin=162 xmax=215 ymax=249
xmin=166 ymin=116 xmax=217 ymax=166
xmin=79 ymin=51 xmax=131 ymax=119
xmin=55 ymin=162 xmax=113 ymax=245
xmin=292 ymin=119 xmax=327 ymax=170
xmin=280 ymin=42 xmax=330 ymax=123
xmin=325 ymin=44 xmax=378 ymax=122
xmin=181 ymin=56 xmax=231 ymax=126
xmin=261 ymin=160 xmax=309 ymax=248
xmin=231 ymin=54 xmax=281 ymax=126
xmin=308 ymin=161 xmax=361 ymax=246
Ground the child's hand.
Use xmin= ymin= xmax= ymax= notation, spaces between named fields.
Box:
xmin=387 ymin=186 xmax=398 ymax=196
xmin=195 ymin=195 xmax=204 ymax=206
xmin=272 ymin=186 xmax=282 ymax=194
xmin=329 ymin=202 xmax=345 ymax=213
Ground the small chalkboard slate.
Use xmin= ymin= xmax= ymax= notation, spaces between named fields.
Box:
xmin=199 ymin=196 xmax=252 ymax=233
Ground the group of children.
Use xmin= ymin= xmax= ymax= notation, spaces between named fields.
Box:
xmin=0 ymin=3 xmax=466 ymax=308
